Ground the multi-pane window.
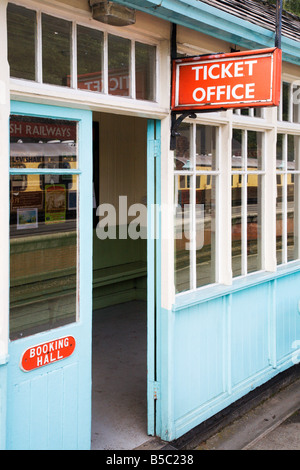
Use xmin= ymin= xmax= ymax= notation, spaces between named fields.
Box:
xmin=7 ymin=3 xmax=157 ymax=101
xmin=276 ymin=134 xmax=300 ymax=264
xmin=233 ymin=107 xmax=264 ymax=118
xmin=174 ymin=123 xmax=218 ymax=293
xmin=231 ymin=129 xmax=264 ymax=277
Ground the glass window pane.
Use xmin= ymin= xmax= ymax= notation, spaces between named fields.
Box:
xmin=232 ymin=129 xmax=244 ymax=170
xmin=174 ymin=177 xmax=191 ymax=293
xmin=276 ymin=134 xmax=284 ymax=171
xmin=276 ymin=173 xmax=284 ymax=265
xmin=196 ymin=125 xmax=217 ymax=171
xmin=248 ymin=131 xmax=263 ymax=171
xmin=282 ymin=82 xmax=290 ymax=122
xmin=196 ymin=176 xmax=216 ymax=287
xmin=7 ymin=3 xmax=36 ymax=81
xmin=10 ymin=115 xmax=77 ymax=169
xmin=247 ymin=175 xmax=262 ymax=273
xmin=135 ymin=42 xmax=156 ymax=101
xmin=42 ymin=14 xmax=71 ymax=87
xmin=10 ymin=174 xmax=78 ymax=339
xmin=287 ymin=175 xmax=298 ymax=262
xmin=174 ymin=123 xmax=192 ymax=171
xmin=108 ymin=34 xmax=130 ymax=96
xmin=77 ymin=25 xmax=103 ymax=93
xmin=232 ymin=177 xmax=242 ymax=277
xmin=288 ymin=134 xmax=300 ymax=171
xmin=254 ymin=107 xmax=263 ymax=118
xmin=293 ymin=84 xmax=300 ymax=123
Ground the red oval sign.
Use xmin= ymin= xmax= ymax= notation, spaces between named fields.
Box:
xmin=20 ymin=336 xmax=76 ymax=372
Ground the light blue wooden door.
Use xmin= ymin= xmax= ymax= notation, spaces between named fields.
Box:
xmin=147 ymin=119 xmax=161 ymax=436
xmin=7 ymin=101 xmax=93 ymax=450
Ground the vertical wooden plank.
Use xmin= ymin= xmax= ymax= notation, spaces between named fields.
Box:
xmin=62 ymin=364 xmax=79 ymax=450
xmin=30 ymin=375 xmax=48 ymax=450
xmin=48 ymin=369 xmax=64 ymax=450
xmin=7 ymin=381 xmax=31 ymax=450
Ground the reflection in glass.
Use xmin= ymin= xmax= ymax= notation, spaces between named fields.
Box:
xmin=135 ymin=42 xmax=156 ymax=101
xmin=276 ymin=134 xmax=284 ymax=171
xmin=287 ymin=179 xmax=297 ymax=262
xmin=282 ymin=82 xmax=290 ymax=122
xmin=42 ymin=14 xmax=71 ymax=86
xmin=77 ymin=25 xmax=103 ymax=93
xmin=174 ymin=177 xmax=190 ymax=293
xmin=174 ymin=123 xmax=191 ymax=171
xmin=196 ymin=176 xmax=216 ymax=287
xmin=7 ymin=3 xmax=36 ymax=81
xmin=108 ymin=34 xmax=130 ymax=96
xmin=10 ymin=174 xmax=78 ymax=340
xmin=247 ymin=176 xmax=262 ymax=273
xmin=248 ymin=131 xmax=263 ymax=170
xmin=232 ymin=129 xmax=244 ymax=170
xmin=288 ymin=134 xmax=300 ymax=171
xmin=276 ymin=174 xmax=283 ymax=265
xmin=232 ymin=179 xmax=242 ymax=277
xmin=10 ymin=115 xmax=77 ymax=169
xmin=196 ymin=125 xmax=217 ymax=171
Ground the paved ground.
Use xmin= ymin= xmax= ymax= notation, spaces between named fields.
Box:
xmin=137 ymin=374 xmax=300 ymax=451
xmin=194 ymin=377 xmax=300 ymax=450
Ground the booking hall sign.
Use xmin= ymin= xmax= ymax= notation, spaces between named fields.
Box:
xmin=171 ymin=47 xmax=282 ymax=112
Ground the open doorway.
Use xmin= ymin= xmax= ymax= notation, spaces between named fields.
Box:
xmin=91 ymin=112 xmax=149 ymax=450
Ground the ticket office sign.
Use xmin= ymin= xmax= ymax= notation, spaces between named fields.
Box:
xmin=171 ymin=47 xmax=282 ymax=112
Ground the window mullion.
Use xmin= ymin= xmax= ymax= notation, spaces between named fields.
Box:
xmin=190 ymin=124 xmax=196 ymax=290
xmin=289 ymin=83 xmax=293 ymax=123
xmin=282 ymin=134 xmax=288 ymax=263
xmin=72 ymin=22 xmax=77 ymax=89
xmin=103 ymin=31 xmax=108 ymax=95
xmin=131 ymin=41 xmax=136 ymax=99
xmin=278 ymin=83 xmax=283 ymax=122
xmin=36 ymin=10 xmax=42 ymax=83
xmin=242 ymin=130 xmax=247 ymax=275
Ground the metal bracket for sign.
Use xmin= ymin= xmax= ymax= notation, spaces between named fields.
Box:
xmin=170 ymin=107 xmax=227 ymax=150
xmin=170 ymin=111 xmax=197 ymax=150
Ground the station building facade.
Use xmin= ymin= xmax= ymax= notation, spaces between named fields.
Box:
xmin=0 ymin=0 xmax=300 ymax=450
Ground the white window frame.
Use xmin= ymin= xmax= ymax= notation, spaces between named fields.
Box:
xmin=174 ymin=121 xmax=221 ymax=294
xmin=231 ymin=127 xmax=266 ymax=277
xmin=276 ymin=132 xmax=300 ymax=265
xmin=8 ymin=0 xmax=164 ymax=116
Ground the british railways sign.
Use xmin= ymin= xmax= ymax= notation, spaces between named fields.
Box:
xmin=171 ymin=47 xmax=282 ymax=112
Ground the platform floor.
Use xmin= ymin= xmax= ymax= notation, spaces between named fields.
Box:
xmin=91 ymin=300 xmax=149 ymax=450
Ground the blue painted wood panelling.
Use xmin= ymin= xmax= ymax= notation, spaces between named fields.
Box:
xmin=276 ymin=273 xmax=300 ymax=365
xmin=165 ymin=271 xmax=300 ymax=440
xmin=173 ymin=298 xmax=225 ymax=421
xmin=0 ymin=365 xmax=7 ymax=450
xmin=230 ymin=285 xmax=270 ymax=388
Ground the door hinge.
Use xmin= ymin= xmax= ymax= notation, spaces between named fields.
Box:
xmin=151 ymin=381 xmax=160 ymax=400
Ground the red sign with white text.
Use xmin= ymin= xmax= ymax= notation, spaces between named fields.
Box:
xmin=171 ymin=48 xmax=282 ymax=111
xmin=20 ymin=336 xmax=76 ymax=372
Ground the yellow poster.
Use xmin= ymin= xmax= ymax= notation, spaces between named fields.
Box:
xmin=45 ymin=184 xmax=66 ymax=224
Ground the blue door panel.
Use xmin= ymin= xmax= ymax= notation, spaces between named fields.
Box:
xmin=7 ymin=101 xmax=92 ymax=450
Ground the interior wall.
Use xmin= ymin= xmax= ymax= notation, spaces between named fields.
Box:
xmin=95 ymin=112 xmax=147 ymax=215
xmin=92 ymin=112 xmax=147 ymax=309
